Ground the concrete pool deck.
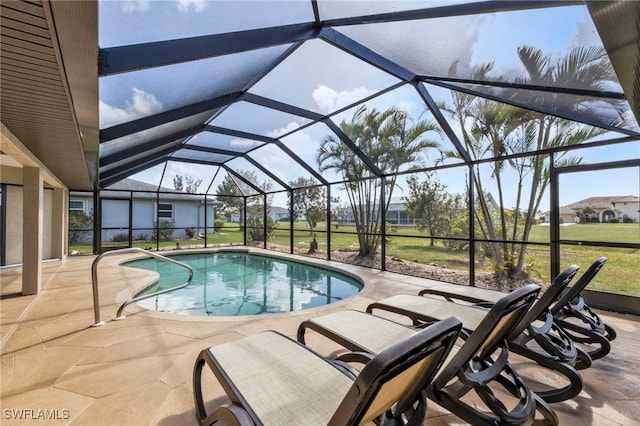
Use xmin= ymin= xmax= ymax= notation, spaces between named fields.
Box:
xmin=1 ymin=248 xmax=639 ymax=425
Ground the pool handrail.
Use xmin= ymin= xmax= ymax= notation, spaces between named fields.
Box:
xmin=91 ymin=248 xmax=194 ymax=327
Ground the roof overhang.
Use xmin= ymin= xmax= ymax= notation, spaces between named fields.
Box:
xmin=0 ymin=0 xmax=98 ymax=190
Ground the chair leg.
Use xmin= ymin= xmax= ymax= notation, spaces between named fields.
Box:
xmin=193 ymin=350 xmax=255 ymax=426
xmin=575 ymin=347 xmax=593 ymax=370
xmin=193 ymin=353 xmax=210 ymax=425
xmin=604 ymin=323 xmax=617 ymax=341
xmin=380 ymin=390 xmax=428 ymax=426
xmin=532 ymin=392 xmax=559 ymax=425
xmin=556 ymin=319 xmax=611 ymax=361
xmin=510 ymin=344 xmax=583 ymax=403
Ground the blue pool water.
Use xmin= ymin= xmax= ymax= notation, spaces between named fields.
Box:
xmin=123 ymin=252 xmax=362 ymax=316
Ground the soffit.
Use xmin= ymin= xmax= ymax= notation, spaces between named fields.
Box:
xmin=0 ymin=0 xmax=97 ymax=190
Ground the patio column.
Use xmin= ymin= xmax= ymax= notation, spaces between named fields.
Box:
xmin=51 ymin=187 xmax=67 ymax=260
xmin=22 ymin=166 xmax=43 ymax=295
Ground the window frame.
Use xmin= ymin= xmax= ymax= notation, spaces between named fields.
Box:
xmin=157 ymin=202 xmax=174 ymax=220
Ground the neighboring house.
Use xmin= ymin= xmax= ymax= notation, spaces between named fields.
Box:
xmin=544 ymin=195 xmax=640 ymax=223
xmin=70 ymin=178 xmax=222 ymax=242
xmin=335 ymin=197 xmax=417 ymax=226
xmin=555 ymin=207 xmax=579 ymax=224
xmin=612 ymin=196 xmax=640 ymax=222
xmin=269 ymin=206 xmax=290 ymax=222
xmin=386 ymin=197 xmax=416 ymax=225
xmin=336 ymin=194 xmax=481 ymax=226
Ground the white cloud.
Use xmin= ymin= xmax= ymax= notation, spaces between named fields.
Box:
xmin=176 ymin=0 xmax=207 ymax=13
xmin=230 ymin=138 xmax=262 ymax=149
xmin=99 ymin=88 xmax=163 ymax=128
xmin=121 ymin=0 xmax=150 ymax=13
xmin=266 ymin=121 xmax=300 ymax=138
xmin=312 ymin=85 xmax=374 ymax=113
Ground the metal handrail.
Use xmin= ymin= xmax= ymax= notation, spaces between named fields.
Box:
xmin=91 ymin=248 xmax=193 ymax=327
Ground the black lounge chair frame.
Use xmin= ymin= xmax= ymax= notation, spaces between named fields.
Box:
xmin=299 ymin=284 xmax=558 ymax=425
xmin=550 ymin=256 xmax=616 ymax=360
xmin=415 ymin=265 xmax=590 ymax=403
xmin=194 ymin=318 xmax=461 ymax=426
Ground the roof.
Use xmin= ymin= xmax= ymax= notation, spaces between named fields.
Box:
xmin=70 ymin=178 xmax=222 ymax=204
xmin=270 ymin=206 xmax=289 ymax=214
xmin=2 ymin=1 xmax=639 ymax=194
xmin=565 ymin=195 xmax=638 ymax=210
xmin=612 ymin=196 xmax=640 ymax=204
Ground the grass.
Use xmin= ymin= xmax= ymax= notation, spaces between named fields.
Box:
xmin=70 ymin=222 xmax=639 ymax=296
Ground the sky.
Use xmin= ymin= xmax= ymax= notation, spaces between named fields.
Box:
xmin=98 ymin=0 xmax=640 ymax=212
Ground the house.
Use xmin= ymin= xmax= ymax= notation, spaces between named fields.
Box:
xmin=545 ymin=196 xmax=640 ymax=223
xmin=612 ymin=196 xmax=640 ymax=222
xmin=70 ymin=179 xmax=222 ymax=242
xmin=336 ymin=194 xmax=483 ymax=227
xmin=334 ymin=197 xmax=417 ymax=226
xmin=386 ymin=197 xmax=416 ymax=226
xmin=269 ymin=206 xmax=290 ymax=222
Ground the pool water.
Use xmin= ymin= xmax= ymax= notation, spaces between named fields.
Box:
xmin=123 ymin=252 xmax=362 ymax=316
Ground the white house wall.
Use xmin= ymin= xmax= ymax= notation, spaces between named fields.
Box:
xmin=101 ymin=199 xmax=130 ymax=241
xmin=5 ymin=185 xmax=54 ymax=265
xmin=72 ymin=195 xmax=217 ymax=242
xmin=614 ymin=201 xmax=640 ymax=222
xmin=171 ymin=201 xmax=214 ymax=237
xmin=132 ymin=200 xmax=155 ymax=239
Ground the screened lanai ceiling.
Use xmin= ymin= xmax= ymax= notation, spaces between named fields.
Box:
xmin=96 ymin=0 xmax=640 ymax=194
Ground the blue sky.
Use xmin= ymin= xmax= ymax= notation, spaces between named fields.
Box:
xmin=98 ymin=1 xmax=639 ymax=211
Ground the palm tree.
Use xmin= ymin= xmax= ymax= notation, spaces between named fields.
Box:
xmin=318 ymin=105 xmax=440 ymax=257
xmin=442 ymin=45 xmax=615 ymax=280
xmin=510 ymin=45 xmax=615 ymax=273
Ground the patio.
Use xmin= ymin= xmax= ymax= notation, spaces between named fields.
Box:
xmin=1 ymin=249 xmax=639 ymax=425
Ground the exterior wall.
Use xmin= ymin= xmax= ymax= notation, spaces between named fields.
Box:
xmin=132 ymin=199 xmax=155 ymax=239
xmin=549 ymin=212 xmax=579 ymax=224
xmin=101 ymin=198 xmax=130 ymax=241
xmin=270 ymin=212 xmax=289 ymax=221
xmin=4 ymin=185 xmax=54 ymax=265
xmin=71 ymin=194 xmax=217 ymax=242
xmin=613 ymin=201 xmax=640 ymax=222
xmin=5 ymin=185 xmax=23 ymax=264
xmin=43 ymin=189 xmax=53 ymax=259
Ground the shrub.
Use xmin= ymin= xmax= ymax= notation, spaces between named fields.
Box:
xmin=153 ymin=220 xmax=176 ymax=241
xmin=384 ymin=221 xmax=397 ymax=243
xmin=246 ymin=216 xmax=278 ymax=241
xmin=622 ymin=217 xmax=634 ymax=223
xmin=214 ymin=218 xmax=225 ymax=232
xmin=134 ymin=233 xmax=148 ymax=241
xmin=185 ymin=226 xmax=196 ymax=238
xmin=609 ymin=218 xmax=620 ymax=223
xmin=68 ymin=211 xmax=93 ymax=244
xmin=444 ymin=211 xmax=470 ymax=251
xmin=111 ymin=232 xmax=129 ymax=242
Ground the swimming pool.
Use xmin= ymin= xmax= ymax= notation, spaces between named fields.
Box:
xmin=123 ymin=252 xmax=363 ymax=316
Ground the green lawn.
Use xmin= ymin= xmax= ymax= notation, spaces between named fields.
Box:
xmin=71 ymin=222 xmax=639 ymax=296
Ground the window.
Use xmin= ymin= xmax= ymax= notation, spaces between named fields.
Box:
xmin=158 ymin=203 xmax=173 ymax=219
xmin=69 ymin=200 xmax=84 ymax=213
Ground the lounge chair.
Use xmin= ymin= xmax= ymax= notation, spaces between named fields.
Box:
xmin=193 ymin=317 xmax=461 ymax=426
xmin=420 ymin=257 xmax=615 ymax=362
xmin=420 ymin=261 xmax=610 ymax=364
xmin=367 ymin=265 xmax=586 ymax=403
xmin=550 ymin=257 xmax=616 ymax=360
xmin=299 ymin=284 xmax=559 ymax=425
